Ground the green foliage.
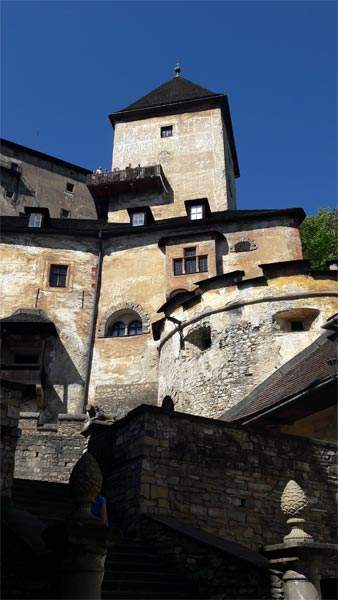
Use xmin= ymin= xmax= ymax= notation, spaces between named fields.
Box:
xmin=300 ymin=208 xmax=338 ymax=269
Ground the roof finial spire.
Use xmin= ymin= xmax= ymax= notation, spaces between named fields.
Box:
xmin=174 ymin=61 xmax=181 ymax=77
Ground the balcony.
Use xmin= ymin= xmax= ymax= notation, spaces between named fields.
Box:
xmin=87 ymin=164 xmax=168 ymax=198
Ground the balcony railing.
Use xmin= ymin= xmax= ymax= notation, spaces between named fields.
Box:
xmin=87 ymin=164 xmax=167 ymax=197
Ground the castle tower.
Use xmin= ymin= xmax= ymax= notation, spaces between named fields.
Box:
xmin=103 ymin=69 xmax=240 ymax=222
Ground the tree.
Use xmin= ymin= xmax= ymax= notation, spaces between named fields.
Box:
xmin=300 ymin=208 xmax=338 ymax=269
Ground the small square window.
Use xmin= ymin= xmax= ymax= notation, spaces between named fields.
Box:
xmin=49 ymin=265 xmax=68 ymax=288
xmin=65 ymin=182 xmax=74 ymax=193
xmin=290 ymin=321 xmax=304 ymax=332
xmin=60 ymin=209 xmax=70 ymax=219
xmin=190 ymin=205 xmax=204 ymax=220
xmin=28 ymin=213 xmax=43 ymax=228
xmin=161 ymin=125 xmax=173 ymax=138
xmin=131 ymin=212 xmax=145 ymax=227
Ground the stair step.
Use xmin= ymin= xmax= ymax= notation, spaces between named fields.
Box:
xmin=102 ymin=591 xmax=197 ymax=600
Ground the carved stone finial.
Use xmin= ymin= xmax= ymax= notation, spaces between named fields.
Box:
xmin=69 ymin=452 xmax=103 ymax=522
xmin=281 ymin=480 xmax=314 ymax=543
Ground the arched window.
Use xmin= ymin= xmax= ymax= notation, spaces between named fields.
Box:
xmin=127 ymin=320 xmax=142 ymax=336
xmin=110 ymin=321 xmax=126 ymax=337
xmin=234 ymin=240 xmax=252 ymax=253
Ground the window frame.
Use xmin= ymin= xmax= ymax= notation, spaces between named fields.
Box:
xmin=173 ymin=247 xmax=208 ymax=276
xmin=131 ymin=211 xmax=146 ymax=227
xmin=189 ymin=204 xmax=204 ymax=221
xmin=65 ymin=182 xmax=75 ymax=194
xmin=160 ymin=125 xmax=173 ymax=138
xmin=28 ymin=213 xmax=44 ymax=228
xmin=48 ymin=264 xmax=69 ymax=289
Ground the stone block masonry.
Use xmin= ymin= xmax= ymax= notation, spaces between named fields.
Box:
xmin=86 ymin=405 xmax=337 ymax=577
xmin=15 ymin=414 xmax=86 ymax=482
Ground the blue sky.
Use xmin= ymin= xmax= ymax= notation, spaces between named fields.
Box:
xmin=1 ymin=1 xmax=336 ymax=214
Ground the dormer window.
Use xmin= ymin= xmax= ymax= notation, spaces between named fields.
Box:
xmin=161 ymin=125 xmax=173 ymax=138
xmin=131 ymin=211 xmax=145 ymax=227
xmin=28 ymin=213 xmax=43 ymax=228
xmin=189 ymin=204 xmax=204 ymax=220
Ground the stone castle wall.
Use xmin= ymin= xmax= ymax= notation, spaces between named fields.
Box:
xmin=86 ymin=406 xmax=337 ymax=569
xmin=0 ymin=141 xmax=96 ymax=219
xmin=158 ymin=274 xmax=338 ymax=417
xmin=0 ymin=234 xmax=99 ymax=420
xmin=14 ymin=413 xmax=86 ymax=482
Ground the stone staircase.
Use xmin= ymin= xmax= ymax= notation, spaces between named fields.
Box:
xmin=11 ymin=478 xmax=201 ymax=600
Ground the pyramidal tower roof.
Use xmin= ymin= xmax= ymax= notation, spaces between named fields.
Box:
xmin=109 ymin=71 xmax=240 ymax=178
xmin=122 ymin=76 xmax=222 ymax=112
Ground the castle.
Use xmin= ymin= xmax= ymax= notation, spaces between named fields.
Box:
xmin=1 ymin=69 xmax=337 ymax=599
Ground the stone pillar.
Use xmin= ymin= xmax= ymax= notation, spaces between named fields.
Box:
xmin=263 ymin=480 xmax=338 ymax=600
xmin=283 ymin=570 xmax=320 ymax=600
xmin=60 ymin=522 xmax=109 ymax=599
xmin=59 ymin=452 xmax=111 ymax=600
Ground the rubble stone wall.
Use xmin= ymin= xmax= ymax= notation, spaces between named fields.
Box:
xmin=158 ymin=276 xmax=338 ymax=417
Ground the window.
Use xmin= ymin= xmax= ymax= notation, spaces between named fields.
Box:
xmin=106 ymin=311 xmax=144 ymax=338
xmin=234 ymin=241 xmax=251 ymax=253
xmin=49 ymin=265 xmax=68 ymax=288
xmin=198 ymin=255 xmax=208 ymax=273
xmin=173 ymin=259 xmax=183 ymax=275
xmin=65 ymin=182 xmax=74 ymax=194
xmin=184 ymin=247 xmax=197 ymax=274
xmin=131 ymin=212 xmax=145 ymax=227
xmin=161 ymin=125 xmax=173 ymax=138
xmin=273 ymin=308 xmax=319 ymax=333
xmin=173 ymin=247 xmax=208 ymax=276
xmin=28 ymin=213 xmax=43 ymax=228
xmin=60 ymin=209 xmax=70 ymax=219
xmin=127 ymin=320 xmax=142 ymax=336
xmin=110 ymin=321 xmax=126 ymax=337
xmin=290 ymin=321 xmax=304 ymax=332
xmin=189 ymin=205 xmax=204 ymax=220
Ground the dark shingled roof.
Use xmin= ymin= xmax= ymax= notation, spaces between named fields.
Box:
xmin=122 ymin=76 xmax=221 ymax=112
xmin=221 ymin=325 xmax=338 ymax=424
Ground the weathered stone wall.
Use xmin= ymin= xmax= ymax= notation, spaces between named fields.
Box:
xmin=89 ymin=220 xmax=305 ymax=419
xmin=86 ymin=407 xmax=337 ymax=563
xmin=14 ymin=413 xmax=86 ymax=482
xmin=112 ymin=108 xmax=235 ymax=219
xmin=158 ymin=273 xmax=338 ymax=416
xmin=0 ymin=234 xmax=99 ymax=419
xmin=0 ymin=385 xmax=21 ymax=497
xmin=88 ymin=234 xmax=165 ymax=414
xmin=0 ymin=141 xmax=96 ymax=218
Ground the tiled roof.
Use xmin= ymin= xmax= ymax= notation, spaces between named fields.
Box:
xmin=121 ymin=77 xmax=221 ymax=112
xmin=222 ymin=328 xmax=337 ymax=424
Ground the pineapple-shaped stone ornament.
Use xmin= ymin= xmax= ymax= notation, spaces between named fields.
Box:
xmin=281 ymin=480 xmax=314 ymax=543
